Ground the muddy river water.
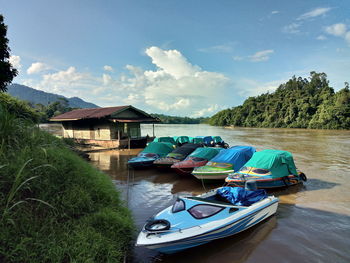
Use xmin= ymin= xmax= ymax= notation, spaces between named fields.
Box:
xmin=88 ymin=124 xmax=350 ymax=263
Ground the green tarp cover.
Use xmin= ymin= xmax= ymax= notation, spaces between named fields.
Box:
xmin=153 ymin=137 xmax=176 ymax=145
xmin=213 ymin=136 xmax=223 ymax=143
xmin=243 ymin=149 xmax=298 ymax=177
xmin=191 ymin=137 xmax=204 ymax=144
xmin=173 ymin=136 xmax=192 ymax=145
xmin=142 ymin=142 xmax=174 ymax=157
xmin=189 ymin=147 xmax=222 ymax=160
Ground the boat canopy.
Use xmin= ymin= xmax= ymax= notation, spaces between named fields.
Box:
xmin=209 ymin=146 xmax=256 ymax=169
xmin=191 ymin=137 xmax=203 ymax=144
xmin=142 ymin=142 xmax=175 ymax=157
xmin=153 ymin=137 xmax=176 ymax=145
xmin=188 ymin=147 xmax=222 ymax=160
xmin=243 ymin=149 xmax=298 ymax=177
xmin=217 ymin=187 xmax=267 ymax=206
xmin=167 ymin=143 xmax=201 ymax=157
xmin=195 ymin=136 xmax=213 ymax=146
xmin=174 ymin=136 xmax=191 ymax=145
xmin=213 ymin=136 xmax=223 ymax=143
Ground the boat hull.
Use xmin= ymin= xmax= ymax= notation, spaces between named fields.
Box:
xmin=192 ymin=170 xmax=234 ymax=180
xmin=226 ymin=174 xmax=304 ymax=189
xmin=136 ymin=197 xmax=278 ymax=254
xmin=171 ymin=159 xmax=208 ymax=175
xmin=127 ymin=158 xmax=156 ymax=168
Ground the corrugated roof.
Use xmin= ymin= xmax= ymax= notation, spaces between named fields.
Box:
xmin=51 ymin=106 xmax=129 ymax=120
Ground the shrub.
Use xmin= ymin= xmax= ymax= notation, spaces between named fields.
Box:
xmin=0 ymin=107 xmax=134 ymax=262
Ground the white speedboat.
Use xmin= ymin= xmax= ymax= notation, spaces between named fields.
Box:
xmin=136 ymin=186 xmax=278 ymax=254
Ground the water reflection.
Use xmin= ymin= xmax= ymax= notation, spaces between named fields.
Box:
xmin=158 ymin=216 xmax=277 ymax=263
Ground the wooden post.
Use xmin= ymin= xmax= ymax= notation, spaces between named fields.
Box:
xmin=152 ymin=123 xmax=155 ymax=137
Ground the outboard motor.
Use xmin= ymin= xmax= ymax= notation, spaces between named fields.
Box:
xmin=245 ymin=180 xmax=258 ymax=191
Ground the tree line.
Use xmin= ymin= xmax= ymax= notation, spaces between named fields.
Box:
xmin=209 ymin=72 xmax=350 ymax=129
xmin=151 ymin=113 xmax=209 ymax=124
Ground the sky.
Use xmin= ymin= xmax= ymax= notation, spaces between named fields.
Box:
xmin=1 ymin=0 xmax=350 ymax=117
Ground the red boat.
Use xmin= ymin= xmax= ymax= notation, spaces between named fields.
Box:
xmin=171 ymin=147 xmax=222 ymax=175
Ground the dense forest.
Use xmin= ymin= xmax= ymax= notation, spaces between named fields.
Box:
xmin=151 ymin=113 xmax=209 ymax=124
xmin=209 ymin=72 xmax=350 ymax=129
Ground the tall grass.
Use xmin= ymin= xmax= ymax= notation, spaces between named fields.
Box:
xmin=0 ymin=106 xmax=134 ymax=262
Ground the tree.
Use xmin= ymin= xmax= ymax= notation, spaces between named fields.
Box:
xmin=0 ymin=14 xmax=17 ymax=92
xmin=209 ymin=72 xmax=349 ymax=130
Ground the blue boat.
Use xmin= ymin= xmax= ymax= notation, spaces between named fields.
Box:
xmin=128 ymin=142 xmax=175 ymax=168
xmin=136 ymin=185 xmax=278 ymax=254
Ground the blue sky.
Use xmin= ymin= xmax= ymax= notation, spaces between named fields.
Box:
xmin=2 ymin=0 xmax=350 ymax=116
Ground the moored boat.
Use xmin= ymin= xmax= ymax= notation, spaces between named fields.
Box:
xmin=153 ymin=136 xmax=176 ymax=145
xmin=193 ymin=136 xmax=214 ymax=146
xmin=225 ymin=149 xmax=307 ymax=189
xmin=171 ymin=147 xmax=222 ymax=175
xmin=136 ymin=185 xmax=278 ymax=254
xmin=192 ymin=146 xmax=256 ymax=180
xmin=127 ymin=142 xmax=175 ymax=168
xmin=173 ymin=136 xmax=191 ymax=146
xmin=154 ymin=143 xmax=201 ymax=168
xmin=213 ymin=136 xmax=229 ymax=148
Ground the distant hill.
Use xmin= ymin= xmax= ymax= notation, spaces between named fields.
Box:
xmin=7 ymin=84 xmax=99 ymax=108
xmin=209 ymin=72 xmax=350 ymax=129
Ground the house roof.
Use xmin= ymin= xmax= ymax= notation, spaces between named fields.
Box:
xmin=50 ymin=105 xmax=160 ymax=123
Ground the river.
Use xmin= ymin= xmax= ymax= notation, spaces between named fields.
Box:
xmin=88 ymin=124 xmax=350 ymax=263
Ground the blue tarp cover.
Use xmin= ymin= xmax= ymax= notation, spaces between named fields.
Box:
xmin=217 ymin=187 xmax=267 ymax=206
xmin=209 ymin=146 xmax=256 ymax=170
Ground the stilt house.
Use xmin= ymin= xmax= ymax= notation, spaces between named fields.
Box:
xmin=50 ymin=105 xmax=159 ymax=148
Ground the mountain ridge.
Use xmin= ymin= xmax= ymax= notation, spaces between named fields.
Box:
xmin=7 ymin=83 xmax=99 ymax=108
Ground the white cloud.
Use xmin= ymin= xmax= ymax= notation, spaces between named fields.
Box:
xmin=101 ymin=46 xmax=234 ymax=116
xmin=103 ymin=65 xmax=114 ymax=72
xmin=316 ymin=35 xmax=327 ymax=40
xmin=283 ymin=7 xmax=331 ymax=35
xmin=282 ymin=23 xmax=301 ymax=34
xmin=9 ymin=55 xmax=22 ymax=70
xmin=271 ymin=10 xmax=279 ymax=15
xmin=249 ymin=50 xmax=274 ymax=62
xmin=20 ymin=47 xmax=245 ymax=117
xmin=145 ymin=46 xmax=200 ymax=79
xmin=198 ymin=44 xmax=233 ymax=53
xmin=38 ymin=66 xmax=97 ymax=94
xmin=237 ymin=78 xmax=283 ymax=97
xmin=192 ymin=104 xmax=222 ymax=118
xmin=233 ymin=56 xmax=244 ymax=61
xmin=345 ymin=32 xmax=350 ymax=45
xmin=297 ymin=7 xmax=331 ymax=20
xmin=325 ymin=23 xmax=347 ymax=36
xmin=102 ymin=73 xmax=112 ymax=85
xmin=27 ymin=62 xmax=50 ymax=75
xmin=324 ymin=23 xmax=350 ymax=45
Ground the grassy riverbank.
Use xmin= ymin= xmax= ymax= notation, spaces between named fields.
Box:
xmin=0 ymin=105 xmax=134 ymax=262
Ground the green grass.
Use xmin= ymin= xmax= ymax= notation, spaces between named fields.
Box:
xmin=0 ymin=106 xmax=134 ymax=262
